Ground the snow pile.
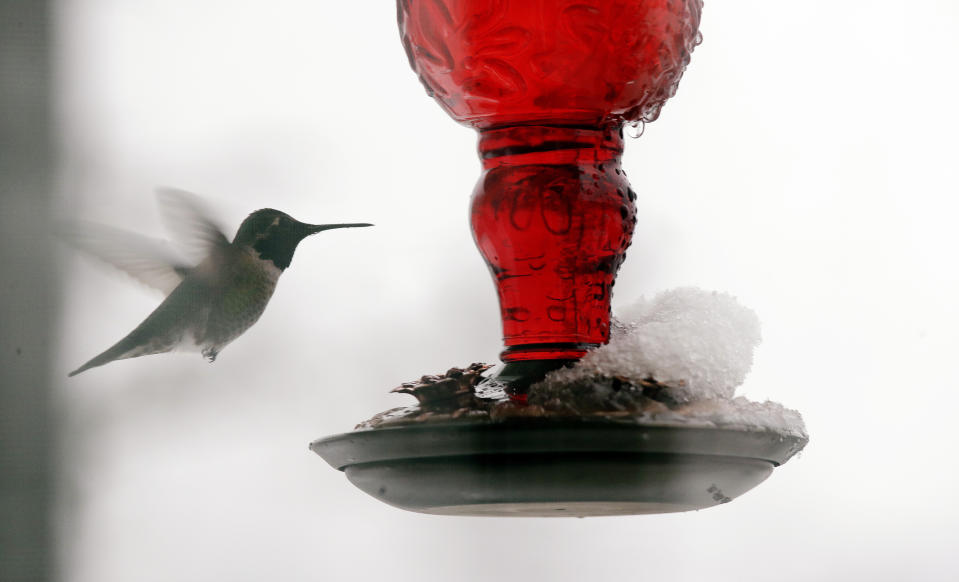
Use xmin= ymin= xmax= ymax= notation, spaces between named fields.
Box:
xmin=670 ymin=397 xmax=807 ymax=439
xmin=546 ymin=287 xmax=761 ymax=401
xmin=534 ymin=287 xmax=806 ymax=437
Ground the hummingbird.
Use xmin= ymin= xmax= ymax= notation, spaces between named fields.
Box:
xmin=67 ymin=188 xmax=372 ymax=377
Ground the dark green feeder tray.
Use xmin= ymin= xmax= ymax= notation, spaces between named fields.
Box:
xmin=311 ymin=419 xmax=806 ymax=517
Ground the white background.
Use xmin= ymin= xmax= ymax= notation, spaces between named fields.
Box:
xmin=55 ymin=1 xmax=959 ymax=580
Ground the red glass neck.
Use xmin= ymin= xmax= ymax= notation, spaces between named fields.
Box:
xmin=470 ymin=125 xmax=636 ymax=362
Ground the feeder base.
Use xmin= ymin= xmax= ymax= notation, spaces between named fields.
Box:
xmin=311 ymin=419 xmax=804 ymax=517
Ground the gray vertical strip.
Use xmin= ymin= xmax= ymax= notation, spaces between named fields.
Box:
xmin=0 ymin=1 xmax=58 ymax=581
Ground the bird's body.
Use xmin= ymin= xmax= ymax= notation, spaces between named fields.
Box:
xmin=68 ymin=189 xmax=371 ymax=376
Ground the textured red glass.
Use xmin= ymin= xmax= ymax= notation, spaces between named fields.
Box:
xmin=472 ymin=126 xmax=635 ymax=361
xmin=397 ymin=0 xmax=702 ymax=362
xmin=398 ymin=0 xmax=702 ymax=129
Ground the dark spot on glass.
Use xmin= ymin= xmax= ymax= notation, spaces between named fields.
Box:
xmin=505 ymin=307 xmax=530 ymax=321
xmin=547 ymin=305 xmax=566 ymax=321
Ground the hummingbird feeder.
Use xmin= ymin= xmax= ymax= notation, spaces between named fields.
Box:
xmin=311 ymin=0 xmax=806 ymax=517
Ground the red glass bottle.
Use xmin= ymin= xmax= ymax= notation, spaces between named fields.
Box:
xmin=398 ymin=0 xmax=703 ymax=369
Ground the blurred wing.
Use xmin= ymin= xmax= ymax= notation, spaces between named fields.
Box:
xmin=155 ymin=187 xmax=230 ymax=262
xmin=64 ymin=221 xmax=191 ymax=295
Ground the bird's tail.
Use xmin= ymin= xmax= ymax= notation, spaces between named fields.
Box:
xmin=67 ymin=328 xmax=165 ymax=377
xmin=68 ymin=342 xmax=129 ymax=377
xmin=68 ymin=362 xmax=99 ymax=377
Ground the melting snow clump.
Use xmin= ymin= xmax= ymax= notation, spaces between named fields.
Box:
xmin=547 ymin=287 xmax=760 ymax=400
xmin=534 ymin=287 xmax=806 ymax=437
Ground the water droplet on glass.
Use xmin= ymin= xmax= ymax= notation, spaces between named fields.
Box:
xmin=625 ymin=120 xmax=645 ymax=139
xmin=643 ymin=102 xmax=664 ymax=123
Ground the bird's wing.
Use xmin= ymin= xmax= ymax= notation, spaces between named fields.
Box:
xmin=155 ymin=188 xmax=230 ymax=263
xmin=64 ymin=221 xmax=192 ymax=295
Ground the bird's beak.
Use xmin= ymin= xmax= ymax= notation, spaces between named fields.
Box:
xmin=300 ymin=222 xmax=373 ymax=236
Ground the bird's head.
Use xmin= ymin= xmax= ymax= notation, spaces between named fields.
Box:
xmin=233 ymin=208 xmax=372 ymax=270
